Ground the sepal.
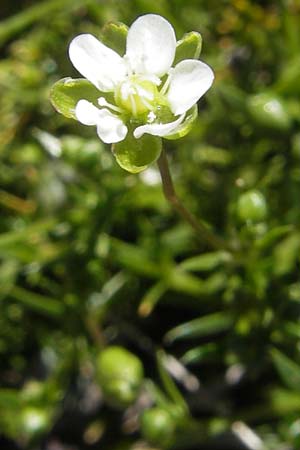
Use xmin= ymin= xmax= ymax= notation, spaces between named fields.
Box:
xmin=174 ymin=31 xmax=202 ymax=65
xmin=100 ymin=21 xmax=128 ymax=56
xmin=50 ymin=77 xmax=105 ymax=119
xmin=112 ymin=131 xmax=162 ymax=173
xmin=164 ymin=105 xmax=198 ymax=140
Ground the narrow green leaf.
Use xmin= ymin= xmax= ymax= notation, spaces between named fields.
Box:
xmin=283 ymin=321 xmax=300 ymax=339
xmin=50 ymin=77 xmax=101 ymax=119
xmin=179 ymin=251 xmax=231 ymax=272
xmin=255 ymin=225 xmax=294 ymax=249
xmin=138 ymin=281 xmax=167 ymax=317
xmin=274 ymin=56 xmax=300 ymax=96
xmin=100 ymin=21 xmax=128 ymax=56
xmin=0 ymin=220 xmax=55 ymax=248
xmin=167 ymin=270 xmax=226 ymax=296
xmin=109 ymin=238 xmax=161 ymax=278
xmin=270 ymin=388 xmax=300 ymax=415
xmin=273 ymin=233 xmax=300 ymax=276
xmin=271 ymin=348 xmax=300 ymax=391
xmin=193 ymin=145 xmax=232 ymax=166
xmin=9 ymin=286 xmax=64 ymax=317
xmin=181 ymin=343 xmax=218 ymax=365
xmin=165 ymin=312 xmax=232 ymax=344
xmin=174 ymin=32 xmax=202 ymax=65
xmin=156 ymin=350 xmax=188 ymax=413
xmin=0 ymin=260 xmax=19 ymax=299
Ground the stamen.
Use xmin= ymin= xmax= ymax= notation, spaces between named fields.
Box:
xmin=136 ymin=85 xmax=154 ymax=101
xmin=129 ymin=94 xmax=137 ymax=116
xmin=139 ymin=74 xmax=161 ymax=86
xmin=160 ymin=69 xmax=174 ymax=96
xmin=140 ymin=97 xmax=154 ymax=111
xmin=98 ymin=97 xmax=123 ymax=113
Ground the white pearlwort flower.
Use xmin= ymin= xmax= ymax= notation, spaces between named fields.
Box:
xmin=68 ymin=14 xmax=214 ymax=144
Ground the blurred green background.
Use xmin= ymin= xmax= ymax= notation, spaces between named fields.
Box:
xmin=1 ymin=0 xmax=300 ymax=449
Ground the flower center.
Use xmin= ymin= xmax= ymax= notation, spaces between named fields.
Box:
xmin=115 ymin=75 xmax=159 ymax=117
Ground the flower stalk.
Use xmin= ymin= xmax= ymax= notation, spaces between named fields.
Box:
xmin=157 ymin=149 xmax=229 ymax=251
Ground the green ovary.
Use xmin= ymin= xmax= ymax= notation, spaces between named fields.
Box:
xmin=115 ymin=76 xmax=159 ymax=116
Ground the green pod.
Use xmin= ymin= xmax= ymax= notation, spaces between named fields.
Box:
xmin=140 ymin=407 xmax=175 ymax=448
xmin=247 ymin=93 xmax=291 ymax=131
xmin=237 ymin=190 xmax=267 ymax=223
xmin=96 ymin=346 xmax=144 ymax=408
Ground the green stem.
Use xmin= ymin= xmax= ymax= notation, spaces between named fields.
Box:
xmin=157 ymin=149 xmax=229 ymax=251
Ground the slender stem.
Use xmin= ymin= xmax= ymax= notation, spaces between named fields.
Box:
xmin=157 ymin=149 xmax=229 ymax=251
xmin=85 ymin=316 xmax=106 ymax=349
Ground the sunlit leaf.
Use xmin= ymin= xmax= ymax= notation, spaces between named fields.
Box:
xmin=271 ymin=348 xmax=300 ymax=391
xmin=165 ymin=312 xmax=232 ymax=343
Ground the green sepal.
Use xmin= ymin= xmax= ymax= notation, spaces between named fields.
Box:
xmin=174 ymin=31 xmax=202 ymax=65
xmin=100 ymin=21 xmax=128 ymax=56
xmin=112 ymin=132 xmax=162 ymax=173
xmin=164 ymin=105 xmax=198 ymax=140
xmin=50 ymin=77 xmax=104 ymax=119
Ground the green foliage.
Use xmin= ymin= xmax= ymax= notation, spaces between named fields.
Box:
xmin=1 ymin=0 xmax=300 ymax=449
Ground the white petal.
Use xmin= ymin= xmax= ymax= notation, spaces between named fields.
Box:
xmin=96 ymin=109 xmax=128 ymax=144
xmin=167 ymin=60 xmax=214 ymax=115
xmin=75 ymin=99 xmax=100 ymax=125
xmin=69 ymin=34 xmax=127 ymax=92
xmin=133 ymin=114 xmax=185 ymax=139
xmin=75 ymin=100 xmax=127 ymax=144
xmin=126 ymin=14 xmax=176 ymax=77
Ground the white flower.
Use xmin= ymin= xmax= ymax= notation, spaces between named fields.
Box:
xmin=68 ymin=14 xmax=214 ymax=144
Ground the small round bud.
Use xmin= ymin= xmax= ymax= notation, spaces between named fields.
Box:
xmin=237 ymin=190 xmax=267 ymax=223
xmin=140 ymin=407 xmax=175 ymax=447
xmin=247 ymin=93 xmax=291 ymax=131
xmin=96 ymin=346 xmax=144 ymax=408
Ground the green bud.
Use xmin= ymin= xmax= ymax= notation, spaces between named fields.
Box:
xmin=237 ymin=190 xmax=267 ymax=223
xmin=96 ymin=346 xmax=144 ymax=408
xmin=247 ymin=93 xmax=291 ymax=131
xmin=140 ymin=407 xmax=175 ymax=447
